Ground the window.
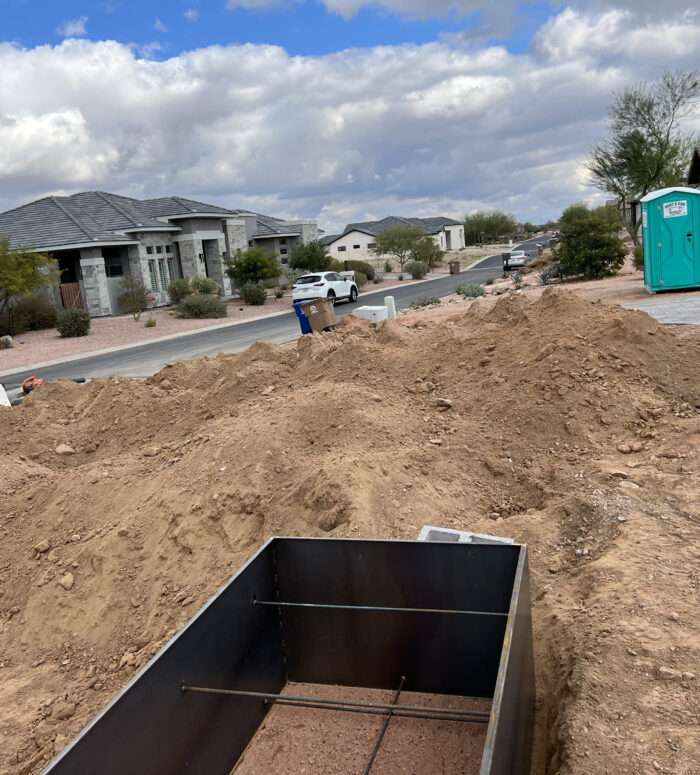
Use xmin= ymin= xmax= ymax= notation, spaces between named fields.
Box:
xmin=337 ymin=246 xmax=347 ymax=252
xmin=157 ymin=258 xmax=166 ymax=291
xmin=167 ymin=257 xmax=175 ymax=285
xmin=280 ymin=257 xmax=288 ymax=265
xmin=146 ymin=246 xmax=154 ymax=255
xmin=353 ymin=244 xmax=360 ymax=249
xmin=279 ymin=238 xmax=287 ymax=245
xmin=104 ymin=263 xmax=124 ymax=278
xmin=280 ymin=248 xmax=288 ymax=255
xmin=248 ymin=240 xmax=253 ymax=247
xmin=148 ymin=260 xmax=158 ymax=292
xmin=156 ymin=245 xmax=163 ymax=254
xmin=166 ymin=244 xmax=173 ymax=253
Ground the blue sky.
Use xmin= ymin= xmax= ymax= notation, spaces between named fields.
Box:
xmin=1 ymin=0 xmax=553 ymax=57
xmin=0 ymin=1 xmax=698 ymax=229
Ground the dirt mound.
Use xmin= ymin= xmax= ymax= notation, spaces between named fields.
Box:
xmin=0 ymin=290 xmax=698 ymax=775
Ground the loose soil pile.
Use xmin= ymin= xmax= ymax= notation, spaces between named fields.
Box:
xmin=0 ymin=289 xmax=698 ymax=775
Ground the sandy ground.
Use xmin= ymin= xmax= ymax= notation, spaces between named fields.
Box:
xmin=0 ymin=275 xmax=446 ymax=372
xmin=0 ymin=289 xmax=698 ymax=775
xmin=235 ymin=684 xmax=491 ymax=775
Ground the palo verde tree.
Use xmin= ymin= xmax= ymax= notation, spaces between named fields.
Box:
xmin=288 ymin=240 xmax=332 ymax=272
xmin=368 ymin=225 xmax=427 ymax=271
xmin=0 ymin=236 xmax=60 ymax=317
xmin=587 ymin=70 xmax=700 ymax=245
xmin=463 ymin=210 xmax=516 ymax=245
xmin=225 ymin=246 xmax=280 ymax=286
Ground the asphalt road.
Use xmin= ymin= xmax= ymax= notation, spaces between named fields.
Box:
xmin=1 ymin=235 xmax=550 ymax=389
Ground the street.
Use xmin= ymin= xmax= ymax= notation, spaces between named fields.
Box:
xmin=1 ymin=235 xmax=549 ymax=389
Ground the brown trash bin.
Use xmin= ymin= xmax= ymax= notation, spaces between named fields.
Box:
xmin=301 ymin=298 xmax=337 ymax=332
xmin=449 ymin=260 xmax=460 ymax=275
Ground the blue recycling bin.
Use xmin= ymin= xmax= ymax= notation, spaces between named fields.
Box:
xmin=293 ymin=301 xmax=312 ymax=335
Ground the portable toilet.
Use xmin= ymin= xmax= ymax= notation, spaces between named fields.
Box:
xmin=640 ymin=187 xmax=700 ymax=292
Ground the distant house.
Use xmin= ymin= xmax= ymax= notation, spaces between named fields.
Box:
xmin=687 ymin=146 xmax=700 ymax=185
xmin=323 ymin=216 xmax=465 ymax=262
xmin=0 ymin=191 xmax=318 ymax=316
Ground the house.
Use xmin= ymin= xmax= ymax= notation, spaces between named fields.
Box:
xmin=0 ymin=191 xmax=318 ymax=316
xmin=322 ymin=216 xmax=465 ymax=262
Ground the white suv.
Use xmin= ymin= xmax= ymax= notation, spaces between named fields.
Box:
xmin=292 ymin=272 xmax=359 ymax=304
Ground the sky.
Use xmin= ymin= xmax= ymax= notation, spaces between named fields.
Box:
xmin=0 ymin=1 xmax=699 ymax=232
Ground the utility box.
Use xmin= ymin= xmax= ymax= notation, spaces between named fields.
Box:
xmin=353 ymin=305 xmax=389 ymax=322
xmin=641 ymin=187 xmax=700 ymax=292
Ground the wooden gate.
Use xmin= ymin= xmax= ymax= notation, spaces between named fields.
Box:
xmin=60 ymin=283 xmax=84 ymax=310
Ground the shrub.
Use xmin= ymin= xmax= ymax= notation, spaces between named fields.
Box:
xmin=456 ymin=283 xmax=485 ymax=298
xmin=406 ymin=260 xmax=428 ymax=279
xmin=178 ymin=294 xmax=227 ymax=318
xmin=144 ymin=316 xmax=156 ymax=327
xmin=512 ymin=272 xmax=524 ymax=288
xmin=331 ymin=259 xmax=375 ymax=282
xmin=289 ymin=241 xmax=332 ymax=272
xmin=410 ymin=296 xmax=440 ymax=308
xmin=13 ymin=293 xmax=59 ymax=332
xmin=118 ymin=274 xmax=151 ymax=318
xmin=225 ymin=247 xmax=280 ymax=286
xmin=168 ymin=278 xmax=191 ymax=303
xmin=557 ymin=203 xmax=626 ymax=279
xmin=240 ymin=283 xmax=267 ymax=306
xmin=538 ymin=266 xmax=558 ymax=286
xmin=383 ymin=260 xmax=393 ymax=273
xmin=274 ymin=287 xmax=285 ymax=299
xmin=57 ymin=308 xmax=90 ymax=337
xmin=354 ymin=271 xmax=368 ymax=289
xmin=190 ymin=275 xmax=221 ymax=296
xmin=485 ymin=277 xmax=495 ymax=286
xmin=398 ymin=274 xmax=404 ymax=281
xmin=633 ymin=245 xmax=644 ymax=270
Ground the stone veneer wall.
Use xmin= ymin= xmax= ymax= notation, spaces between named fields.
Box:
xmin=79 ymin=248 xmax=112 ymax=317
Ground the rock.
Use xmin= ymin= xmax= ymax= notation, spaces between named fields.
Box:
xmin=617 ymin=443 xmax=631 ymax=454
xmin=609 ymin=470 xmax=629 ymax=479
xmin=669 ymin=612 xmax=680 ymax=622
xmin=58 ymin=573 xmax=74 ymax=590
xmin=0 ymin=334 xmax=13 ymax=349
xmin=142 ymin=446 xmax=160 ymax=457
xmin=34 ymin=540 xmax=50 ymax=553
xmin=436 ymin=398 xmax=453 ymax=408
xmin=428 ymin=438 xmax=442 ymax=445
xmin=631 ymin=441 xmax=644 ymax=452
xmin=55 ymin=444 xmax=75 ymax=456
xmin=52 ymin=700 xmax=76 ymax=721
xmin=371 ymin=394 xmax=382 ymax=402
xmin=619 ymin=481 xmax=640 ymax=490
xmin=424 ymin=381 xmax=435 ymax=392
xmin=119 ymin=651 xmax=136 ymax=669
xmin=159 ymin=379 xmax=173 ymax=391
xmin=261 ymin=385 xmax=276 ymax=396
xmin=71 ymin=534 xmax=81 ymax=542
xmin=682 ymin=671 xmax=695 ymax=680
xmin=657 ymin=666 xmax=682 ymax=681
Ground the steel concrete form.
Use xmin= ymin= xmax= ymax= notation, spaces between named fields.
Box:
xmin=41 ymin=538 xmax=535 ymax=775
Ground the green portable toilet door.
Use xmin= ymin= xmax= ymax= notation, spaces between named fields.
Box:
xmin=655 ymin=194 xmax=697 ymax=288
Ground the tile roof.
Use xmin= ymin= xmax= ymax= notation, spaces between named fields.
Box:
xmin=341 ymin=215 xmax=463 ymax=239
xmin=0 ymin=191 xmax=239 ymax=251
xmin=250 ymin=213 xmax=302 ymax=238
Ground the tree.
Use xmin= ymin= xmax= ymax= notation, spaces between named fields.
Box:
xmin=288 ymin=240 xmax=332 ymax=272
xmin=0 ymin=237 xmax=60 ymax=317
xmin=557 ymin=203 xmax=626 ymax=279
xmin=369 ymin=225 xmax=427 ymax=271
xmin=587 ymin=70 xmax=700 ymax=244
xmin=118 ymin=273 xmax=151 ymax=319
xmin=410 ymin=235 xmax=444 ymax=269
xmin=463 ymin=210 xmax=516 ymax=245
xmin=225 ymin=247 xmax=280 ymax=286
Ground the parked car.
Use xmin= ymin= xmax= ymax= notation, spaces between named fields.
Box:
xmin=506 ymin=250 xmax=529 ymax=268
xmin=292 ymin=272 xmax=359 ymax=304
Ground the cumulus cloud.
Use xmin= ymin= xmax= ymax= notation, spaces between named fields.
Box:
xmin=56 ymin=17 xmax=88 ymax=37
xmin=184 ymin=9 xmax=199 ymax=21
xmin=1 ymin=7 xmax=699 ymax=231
